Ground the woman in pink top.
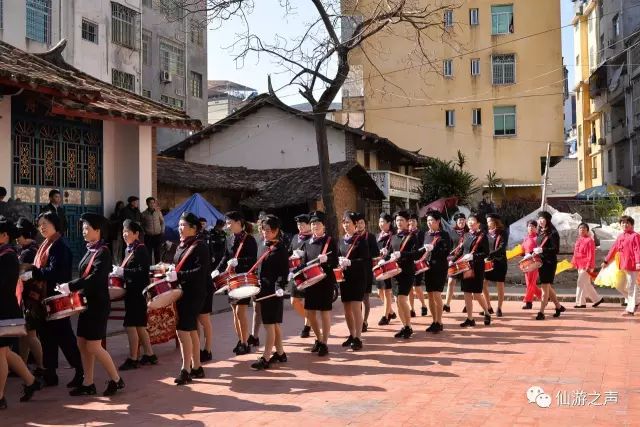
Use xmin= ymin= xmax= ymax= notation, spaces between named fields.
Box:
xmin=572 ymin=223 xmax=604 ymax=308
xmin=521 ymin=220 xmax=541 ymax=309
xmin=602 ymin=215 xmax=640 ymax=316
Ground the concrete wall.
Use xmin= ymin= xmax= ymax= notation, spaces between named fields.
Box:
xmin=184 ymin=105 xmax=348 ymax=169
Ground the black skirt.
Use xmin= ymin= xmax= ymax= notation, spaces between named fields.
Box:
xmin=176 ymin=296 xmax=203 ymax=331
xmin=260 ymin=297 xmax=283 ymax=324
xmin=538 ymin=261 xmax=556 ymax=284
xmin=304 ymin=278 xmax=334 ymax=311
xmin=340 ymin=278 xmax=365 ymax=302
xmin=123 ymin=289 xmax=148 ymax=327
xmin=77 ymin=309 xmax=109 ymax=340
xmin=484 ymin=260 xmax=507 ymax=282
xmin=376 ymin=279 xmax=392 ymax=290
xmin=290 ymin=281 xmax=305 ymax=298
xmin=394 ymin=272 xmax=413 ymax=296
xmin=424 ymin=267 xmax=447 ymax=292
xmin=461 ymin=263 xmax=485 ymax=293
xmin=200 ymin=285 xmax=213 ymax=314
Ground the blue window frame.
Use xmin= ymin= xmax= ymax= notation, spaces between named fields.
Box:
xmin=26 ymin=0 xmax=51 ymax=43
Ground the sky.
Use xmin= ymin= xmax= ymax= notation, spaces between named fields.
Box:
xmin=207 ymin=1 xmax=577 ymax=106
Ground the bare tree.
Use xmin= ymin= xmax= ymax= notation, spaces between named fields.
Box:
xmin=166 ymin=0 xmax=456 ymax=237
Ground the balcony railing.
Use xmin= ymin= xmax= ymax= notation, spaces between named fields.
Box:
xmin=368 ymin=170 xmax=422 ymax=200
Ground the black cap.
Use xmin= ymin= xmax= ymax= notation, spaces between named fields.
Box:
xmin=16 ymin=217 xmax=36 ymax=238
xmin=425 ymin=210 xmax=442 ymax=221
xmin=354 ymin=212 xmax=365 ymax=222
xmin=80 ymin=213 xmax=108 ymax=231
xmin=127 ymin=196 xmax=139 ymax=204
xmin=123 ymin=219 xmax=143 ymax=234
xmin=453 ymin=212 xmax=466 ymax=221
xmin=309 ymin=210 xmax=326 ymax=224
xmin=294 ymin=214 xmax=310 ymax=224
xmin=342 ymin=211 xmax=359 ymax=223
xmin=225 ymin=210 xmax=244 ymax=222
xmin=486 ymin=213 xmax=502 ymax=221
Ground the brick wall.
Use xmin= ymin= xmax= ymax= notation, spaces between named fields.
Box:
xmin=344 ymin=132 xmax=356 ymax=162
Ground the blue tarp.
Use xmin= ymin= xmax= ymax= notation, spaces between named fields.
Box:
xmin=164 ymin=193 xmax=225 ymax=240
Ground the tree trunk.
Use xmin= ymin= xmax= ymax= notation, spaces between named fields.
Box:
xmin=313 ymin=113 xmax=338 ymax=238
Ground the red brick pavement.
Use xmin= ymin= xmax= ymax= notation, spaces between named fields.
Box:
xmin=3 ymin=299 xmax=639 ymax=426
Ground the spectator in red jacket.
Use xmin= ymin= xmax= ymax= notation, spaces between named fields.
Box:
xmin=572 ymin=223 xmax=604 ymax=309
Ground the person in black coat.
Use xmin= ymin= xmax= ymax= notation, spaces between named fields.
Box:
xmin=289 ymin=214 xmax=313 ymax=338
xmin=455 ymin=214 xmax=492 ymax=328
xmin=422 ymin=211 xmax=452 ymax=333
xmin=408 ymin=213 xmax=428 ymax=318
xmin=338 ymin=211 xmax=369 ymax=351
xmin=40 ymin=189 xmax=68 ymax=235
xmin=482 ymin=213 xmax=509 ymax=318
xmin=114 ymin=220 xmax=157 ymax=371
xmin=166 ymin=212 xmax=209 ymax=385
xmin=534 ymin=211 xmax=565 ymax=321
xmin=60 ymin=213 xmax=123 ymax=397
xmin=251 ymin=215 xmax=289 ymax=370
xmin=196 ymin=218 xmax=214 ymax=363
xmin=0 ymin=216 xmax=41 ymax=409
xmin=29 ymin=211 xmax=83 ymax=388
xmin=356 ymin=214 xmax=377 ymax=333
xmin=376 ymin=213 xmax=396 ymax=325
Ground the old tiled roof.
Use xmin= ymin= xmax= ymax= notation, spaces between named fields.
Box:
xmin=0 ymin=40 xmax=200 ymax=129
xmin=161 ymin=93 xmax=429 ymax=165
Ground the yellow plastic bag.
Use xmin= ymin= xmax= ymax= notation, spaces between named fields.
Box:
xmin=555 ymin=259 xmax=573 ymax=275
xmin=594 ymin=253 xmax=626 ymax=294
xmin=506 ymin=244 xmax=524 ymax=260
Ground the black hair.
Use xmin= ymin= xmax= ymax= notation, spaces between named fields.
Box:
xmin=0 ymin=215 xmax=17 ymax=240
xmin=482 ymin=190 xmax=490 ymax=195
xmin=115 ymin=201 xmax=124 ymax=211
xmin=80 ymin=213 xmax=108 ymax=238
xmin=394 ymin=210 xmax=410 ymax=220
xmin=409 ymin=212 xmax=419 ymax=221
xmin=578 ymin=222 xmax=590 ymax=231
xmin=0 ymin=187 xmax=6 ymax=199
xmin=127 ymin=196 xmax=139 ymax=204
xmin=342 ymin=210 xmax=359 ymax=224
xmin=199 ymin=217 xmax=207 ymax=223
xmin=215 ymin=219 xmax=224 ymax=228
xmin=37 ymin=211 xmax=62 ymax=232
xmin=619 ymin=215 xmax=635 ymax=226
xmin=486 ymin=213 xmax=504 ymax=231
xmin=49 ymin=189 xmax=61 ymax=198
xmin=261 ymin=214 xmax=282 ymax=237
xmin=526 ymin=219 xmax=538 ymax=228
xmin=146 ymin=197 xmax=155 ymax=205
xmin=16 ymin=217 xmax=36 ymax=239
xmin=467 ymin=213 xmax=480 ymax=222
xmin=425 ymin=210 xmax=442 ymax=221
xmin=180 ymin=212 xmax=202 ymax=231
xmin=379 ymin=213 xmax=392 ymax=223
xmin=225 ymin=210 xmax=253 ymax=233
xmin=537 ymin=211 xmax=556 ymax=232
xmin=123 ymin=219 xmax=144 ymax=234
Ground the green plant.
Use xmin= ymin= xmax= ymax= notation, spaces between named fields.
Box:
xmin=419 ymin=157 xmax=480 ymax=206
xmin=594 ymin=193 xmax=625 ymax=224
xmin=456 ymin=150 xmax=466 ymax=170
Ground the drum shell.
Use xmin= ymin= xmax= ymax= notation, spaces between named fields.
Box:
xmin=484 ymin=259 xmax=494 ymax=272
xmin=414 ymin=259 xmax=430 ymax=275
xmin=518 ymin=255 xmax=542 ymax=273
xmin=43 ymin=292 xmax=87 ymax=321
xmin=333 ymin=267 xmax=345 ymax=283
xmin=372 ymin=260 xmax=402 ymax=281
xmin=213 ymin=270 xmax=234 ymax=289
xmin=143 ymin=279 xmax=183 ymax=309
xmin=108 ymin=274 xmax=126 ymax=301
xmin=289 ymin=256 xmax=302 ymax=271
xmin=447 ymin=260 xmax=471 ymax=276
xmin=227 ymin=273 xmax=260 ymax=299
xmin=294 ymin=264 xmax=327 ymax=290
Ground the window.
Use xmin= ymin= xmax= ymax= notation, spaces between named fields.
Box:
xmin=592 ymin=156 xmax=598 ymax=179
xmin=161 ymin=95 xmax=184 ymax=109
xmin=0 ymin=0 xmax=3 ymax=30
xmin=142 ymin=0 xmax=152 ymax=7
xmin=472 ymin=108 xmax=482 ymax=126
xmin=112 ymin=69 xmax=135 ymax=92
xmin=26 ymin=0 xmax=51 ymax=44
xmin=470 ymin=8 xmax=479 ymax=26
xmin=471 ymin=58 xmax=480 ymax=76
xmin=445 ymin=110 xmax=455 ymax=127
xmin=493 ymin=106 xmax=516 ymax=136
xmin=111 ymin=2 xmax=137 ymax=49
xmin=491 ymin=5 xmax=513 ymax=35
xmin=161 ymin=1 xmax=184 ymax=20
xmin=142 ymin=30 xmax=151 ymax=65
xmin=607 ymin=149 xmax=613 ymax=172
xmin=190 ymin=71 xmax=202 ymax=98
xmin=579 ymin=159 xmax=584 ymax=181
xmin=492 ymin=54 xmax=515 ymax=84
xmin=443 ymin=59 xmax=453 ymax=77
xmin=190 ymin=22 xmax=203 ymax=46
xmin=613 ymin=14 xmax=620 ymax=38
xmin=142 ymin=89 xmax=151 ymax=98
xmin=82 ymin=19 xmax=98 ymax=44
xmin=160 ymin=39 xmax=185 ymax=77
xmin=444 ymin=9 xmax=453 ymax=27
xmin=603 ymin=111 xmax=610 ymax=134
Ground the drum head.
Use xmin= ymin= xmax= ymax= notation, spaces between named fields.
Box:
xmin=376 ymin=268 xmax=402 ymax=281
xmin=109 ymin=288 xmax=126 ymax=301
xmin=0 ymin=325 xmax=27 ymax=337
xmin=298 ymin=272 xmax=327 ymax=290
xmin=147 ymin=289 xmax=183 ymax=309
xmin=229 ymin=286 xmax=260 ymax=300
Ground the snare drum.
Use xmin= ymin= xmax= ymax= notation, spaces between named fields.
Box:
xmin=289 ymin=256 xmax=302 ymax=271
xmin=227 ymin=273 xmax=260 ymax=300
xmin=484 ymin=259 xmax=494 ymax=272
xmin=372 ymin=256 xmax=382 ymax=267
xmin=447 ymin=260 xmax=471 ymax=276
xmin=373 ymin=260 xmax=402 ymax=281
xmin=143 ymin=279 xmax=183 ymax=309
xmin=293 ymin=264 xmax=327 ymax=290
xmin=43 ymin=292 xmax=87 ymax=321
xmin=333 ymin=267 xmax=345 ymax=283
xmin=108 ymin=274 xmax=126 ymax=301
xmin=518 ymin=255 xmax=543 ymax=273
xmin=414 ymin=259 xmax=430 ymax=275
xmin=213 ymin=269 xmax=234 ymax=290
xmin=0 ymin=318 xmax=27 ymax=337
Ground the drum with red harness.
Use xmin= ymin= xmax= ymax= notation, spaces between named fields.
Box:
xmin=293 ymin=238 xmax=332 ymax=290
xmin=144 ymin=241 xmax=199 ymax=309
xmin=334 ymin=233 xmax=362 ymax=283
xmin=374 ymin=232 xmax=413 ymax=281
xmin=518 ymin=235 xmax=548 ymax=273
xmin=226 ymin=243 xmax=276 ymax=299
xmin=43 ymin=292 xmax=88 ymax=321
xmin=108 ymin=243 xmax=142 ymax=301
xmin=448 ymin=232 xmax=484 ymax=277
xmin=414 ymin=236 xmax=440 ymax=275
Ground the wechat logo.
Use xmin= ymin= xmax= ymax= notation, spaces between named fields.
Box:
xmin=527 ymin=386 xmax=552 ymax=408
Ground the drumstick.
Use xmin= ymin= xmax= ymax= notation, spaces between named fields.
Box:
xmin=255 ymin=288 xmax=284 ymax=302
xmin=305 ymin=251 xmax=333 ymax=266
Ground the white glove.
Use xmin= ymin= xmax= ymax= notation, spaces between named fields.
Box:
xmin=318 ymin=254 xmax=328 ymax=264
xmin=56 ymin=283 xmax=70 ymax=295
xmin=165 ymin=270 xmax=178 ymax=282
xmin=112 ymin=266 xmax=124 ymax=277
xmin=448 ymin=261 xmax=454 ymax=266
xmin=293 ymin=249 xmax=305 ymax=258
xmin=462 ymin=253 xmax=473 ymax=261
xmin=380 ymin=248 xmax=388 ymax=257
xmin=339 ymin=257 xmax=351 ymax=268
xmin=227 ymin=258 xmax=238 ymax=268
xmin=423 ymin=244 xmax=434 ymax=252
xmin=20 ymin=271 xmax=33 ymax=282
xmin=211 ymin=270 xmax=220 ymax=279
xmin=391 ymin=251 xmax=401 ymax=260
xmin=377 ymin=259 xmax=386 ymax=266
xmin=287 ymin=272 xmax=296 ymax=281
xmin=533 ymin=247 xmax=543 ymax=255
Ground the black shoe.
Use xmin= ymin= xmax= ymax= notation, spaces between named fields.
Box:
xmin=342 ymin=336 xmax=354 ymax=347
xmin=426 ymin=323 xmax=437 ymax=333
xmin=536 ymin=312 xmax=545 ymax=320
xmin=119 ymin=358 xmax=139 ymax=371
xmin=232 ymin=340 xmax=242 ymax=354
xmin=394 ymin=328 xmax=406 ymax=338
xmin=443 ymin=304 xmax=451 ymax=313
xmin=462 ymin=306 xmax=467 ymax=313
xmin=251 ymin=357 xmax=270 ymax=370
xmin=317 ymin=343 xmax=329 ymax=357
xmin=20 ymin=379 xmax=42 ymax=402
xmin=200 ymin=350 xmax=212 ymax=362
xmin=0 ymin=397 xmax=6 ymax=410
xmin=66 ymin=370 xmax=84 ymax=388
xmin=484 ymin=314 xmax=491 ymax=326
xmin=403 ymin=327 xmax=413 ymax=339
xmin=235 ymin=343 xmax=250 ymax=355
xmin=574 ymin=305 xmax=587 ymax=309
xmin=69 ymin=383 xmax=97 ymax=396
xmin=389 ymin=312 xmax=397 ymax=320
xmin=32 ymin=368 xmax=45 ymax=378
xmin=350 ymin=337 xmax=363 ymax=351
xmin=436 ymin=323 xmax=444 ymax=332
xmin=553 ymin=305 xmax=565 ymax=318
xmin=480 ymin=308 xmax=494 ymax=316
xmin=460 ymin=318 xmax=476 ymax=327
xmin=410 ymin=310 xmax=416 ymax=318
xmin=496 ymin=308 xmax=503 ymax=317
xmin=42 ymin=372 xmax=59 ymax=387
xmin=268 ymin=352 xmax=287 ymax=363
xmin=378 ymin=316 xmax=390 ymax=326
xmin=139 ymin=354 xmax=158 ymax=365
xmin=362 ymin=321 xmax=368 ymax=333
xmin=421 ymin=306 xmax=428 ymax=316
xmin=310 ymin=340 xmax=321 ymax=353
xmin=300 ymin=325 xmax=311 ymax=338
xmin=190 ymin=367 xmax=205 ymax=379
xmin=103 ymin=378 xmax=125 ymax=396
xmin=522 ymin=302 xmax=533 ymax=310
xmin=174 ymin=369 xmax=192 ymax=386
xmin=622 ymin=301 xmax=628 ymax=307
xmin=247 ymin=335 xmax=260 ymax=347
xmin=593 ymin=298 xmax=605 ymax=308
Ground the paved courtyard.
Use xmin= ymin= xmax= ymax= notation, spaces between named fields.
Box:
xmin=3 ymin=296 xmax=639 ymax=426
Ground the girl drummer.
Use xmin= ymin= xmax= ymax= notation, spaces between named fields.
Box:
xmin=422 ymin=210 xmax=452 ymax=333
xmin=60 ymin=213 xmax=124 ymax=396
xmin=339 ymin=211 xmax=369 ymax=351
xmin=521 ymin=220 xmax=542 ymax=309
xmin=376 ymin=213 xmax=396 ymax=326
xmin=443 ymin=213 xmax=468 ymax=313
xmin=251 ymin=215 xmax=288 ymax=370
xmin=289 ymin=214 xmax=313 ymax=338
xmin=534 ymin=211 xmax=565 ymax=320
xmin=408 ymin=213 xmax=428 ymax=318
xmin=213 ymin=211 xmax=258 ymax=356
xmin=115 ymin=220 xmax=157 ymax=371
xmin=166 ymin=212 xmax=209 ymax=385
xmin=456 ymin=214 xmax=492 ymax=327
xmin=292 ymin=211 xmax=338 ymax=357
xmin=482 ymin=213 xmax=508 ymax=317
xmin=356 ymin=213 xmax=378 ymax=333
xmin=0 ymin=216 xmax=41 ymax=409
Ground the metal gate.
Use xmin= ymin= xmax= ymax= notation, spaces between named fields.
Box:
xmin=11 ymin=101 xmax=103 ymax=263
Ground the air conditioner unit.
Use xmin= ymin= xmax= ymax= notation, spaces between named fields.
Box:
xmin=597 ymin=137 xmax=607 ymax=145
xmin=160 ymin=71 xmax=172 ymax=83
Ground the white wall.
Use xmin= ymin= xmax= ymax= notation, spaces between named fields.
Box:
xmin=103 ymin=121 xmax=141 ymax=215
xmin=185 ymin=105 xmax=347 ymax=169
xmin=0 ymin=97 xmax=10 ymax=193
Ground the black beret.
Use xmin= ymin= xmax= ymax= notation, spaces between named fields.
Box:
xmin=309 ymin=210 xmax=326 ymax=224
xmin=16 ymin=217 xmax=36 ymax=238
xmin=425 ymin=210 xmax=442 ymax=221
xmin=122 ymin=219 xmax=143 ymax=234
xmin=225 ymin=210 xmax=244 ymax=222
xmin=342 ymin=211 xmax=359 ymax=223
xmin=294 ymin=214 xmax=310 ymax=224
xmin=80 ymin=213 xmax=108 ymax=231
xmin=453 ymin=212 xmax=467 ymax=221
xmin=0 ymin=215 xmax=18 ymax=239
xmin=486 ymin=213 xmax=502 ymax=221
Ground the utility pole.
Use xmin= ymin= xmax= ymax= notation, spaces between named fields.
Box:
xmin=540 ymin=143 xmax=551 ymax=211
